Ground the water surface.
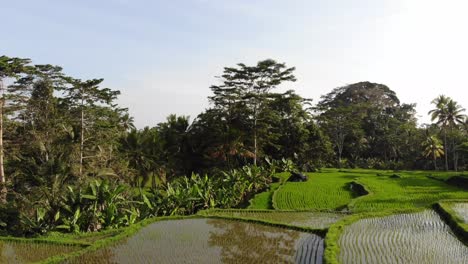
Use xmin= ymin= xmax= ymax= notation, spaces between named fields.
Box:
xmin=67 ymin=218 xmax=323 ymax=264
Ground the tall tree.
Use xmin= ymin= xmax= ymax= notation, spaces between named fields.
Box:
xmin=445 ymin=99 xmax=466 ymax=171
xmin=62 ymin=78 xmax=120 ymax=177
xmin=209 ymin=59 xmax=296 ymax=165
xmin=0 ymin=56 xmax=31 ymax=203
xmin=315 ymin=82 xmax=416 ymax=167
xmin=9 ymin=65 xmax=65 ymax=163
xmin=429 ymin=96 xmax=465 ymax=171
xmin=156 ymin=114 xmax=191 ymax=177
xmin=428 ymin=95 xmax=450 ymax=171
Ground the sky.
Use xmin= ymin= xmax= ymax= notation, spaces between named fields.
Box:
xmin=2 ymin=0 xmax=467 ymax=128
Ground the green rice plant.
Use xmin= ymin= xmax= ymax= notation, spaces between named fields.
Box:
xmin=273 ymin=170 xmax=355 ymax=210
xmin=337 ymin=210 xmax=468 ymax=264
xmin=247 ymin=182 xmax=281 ymax=209
xmin=247 ymin=172 xmax=290 ymax=209
xmin=0 ymin=240 xmax=80 ymax=263
xmin=201 ymin=209 xmax=346 ymax=229
xmin=64 ymin=218 xmax=324 ymax=264
xmin=349 ymin=172 xmax=468 ymax=212
xmin=273 ymin=169 xmax=468 ymax=212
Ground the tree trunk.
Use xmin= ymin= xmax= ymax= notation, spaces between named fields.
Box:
xmin=79 ymin=104 xmax=84 ymax=178
xmin=253 ymin=104 xmax=258 ymax=166
xmin=0 ymin=91 xmax=6 ymax=204
xmin=443 ymin=128 xmax=448 ymax=171
xmin=253 ymin=120 xmax=257 ymax=166
xmin=433 ymin=150 xmax=438 ymax=170
xmin=451 ymin=127 xmax=457 ymax=172
xmin=338 ymin=151 xmax=342 ymax=168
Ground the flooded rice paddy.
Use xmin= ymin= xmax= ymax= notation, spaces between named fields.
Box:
xmin=206 ymin=210 xmax=345 ymax=229
xmin=452 ymin=203 xmax=468 ymax=223
xmin=66 ymin=218 xmax=323 ymax=264
xmin=0 ymin=240 xmax=79 ymax=263
xmin=338 ymin=210 xmax=468 ymax=264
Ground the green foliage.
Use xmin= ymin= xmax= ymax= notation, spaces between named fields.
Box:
xmin=14 ymin=179 xmax=143 ymax=235
xmin=247 ymin=182 xmax=281 ymax=209
xmin=0 ymin=202 xmax=22 ymax=236
xmin=316 ymin=82 xmax=421 ymax=169
xmin=2 ymin=54 xmax=468 ymax=261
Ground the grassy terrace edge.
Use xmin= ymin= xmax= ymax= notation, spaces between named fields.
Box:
xmin=323 ymin=208 xmax=424 ymax=264
xmin=197 ymin=209 xmax=331 ymax=236
xmin=0 ymin=235 xmax=91 ymax=248
xmin=248 ymin=172 xmax=289 ymax=209
xmin=346 ymin=180 xmax=371 ymax=211
xmin=433 ymin=200 xmax=468 ymax=245
xmin=40 ymin=215 xmax=201 ymax=264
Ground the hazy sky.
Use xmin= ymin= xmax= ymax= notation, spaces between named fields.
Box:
xmin=3 ymin=0 xmax=467 ymax=128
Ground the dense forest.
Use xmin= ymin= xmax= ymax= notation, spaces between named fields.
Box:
xmin=0 ymin=55 xmax=466 ymax=236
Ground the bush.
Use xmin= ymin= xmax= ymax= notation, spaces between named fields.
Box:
xmin=0 ymin=202 xmax=22 ymax=236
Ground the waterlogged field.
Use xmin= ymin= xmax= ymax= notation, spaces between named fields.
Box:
xmin=204 ymin=210 xmax=346 ymax=229
xmin=273 ymin=169 xmax=468 ymax=212
xmin=452 ymin=203 xmax=468 ymax=223
xmin=66 ymin=218 xmax=324 ymax=264
xmin=0 ymin=240 xmax=79 ymax=263
xmin=273 ymin=171 xmax=356 ymax=210
xmin=338 ymin=210 xmax=468 ymax=264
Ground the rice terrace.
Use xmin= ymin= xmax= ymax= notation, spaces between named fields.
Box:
xmin=1 ymin=169 xmax=467 ymax=263
xmin=2 ymin=1 xmax=468 ymax=263
xmin=1 ymin=57 xmax=468 ymax=263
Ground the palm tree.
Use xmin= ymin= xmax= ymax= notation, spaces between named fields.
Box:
xmin=428 ymin=95 xmax=450 ymax=171
xmin=429 ymin=96 xmax=466 ymax=171
xmin=444 ymin=100 xmax=466 ymax=171
xmin=119 ymin=113 xmax=135 ymax=132
xmin=422 ymin=132 xmax=444 ymax=170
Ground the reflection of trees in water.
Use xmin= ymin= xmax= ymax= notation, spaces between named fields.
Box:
xmin=207 ymin=219 xmax=300 ymax=263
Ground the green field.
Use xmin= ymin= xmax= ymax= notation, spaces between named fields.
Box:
xmin=2 ymin=169 xmax=468 ymax=263
xmin=271 ymin=169 xmax=468 ymax=212
xmin=273 ymin=170 xmax=357 ymax=210
xmin=248 ymin=172 xmax=290 ymax=209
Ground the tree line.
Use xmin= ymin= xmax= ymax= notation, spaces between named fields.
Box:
xmin=0 ymin=55 xmax=466 ymax=235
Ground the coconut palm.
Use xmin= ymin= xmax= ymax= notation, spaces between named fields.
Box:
xmin=422 ymin=133 xmax=444 ymax=170
xmin=444 ymin=100 xmax=466 ymax=171
xmin=119 ymin=113 xmax=135 ymax=132
xmin=429 ymin=96 xmax=466 ymax=171
xmin=428 ymin=95 xmax=450 ymax=171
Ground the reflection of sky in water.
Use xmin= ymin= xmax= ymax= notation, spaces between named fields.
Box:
xmin=0 ymin=241 xmax=79 ymax=263
xmin=452 ymin=203 xmax=468 ymax=223
xmin=68 ymin=218 xmax=323 ymax=264
xmin=211 ymin=211 xmax=345 ymax=229
xmin=339 ymin=210 xmax=468 ymax=264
